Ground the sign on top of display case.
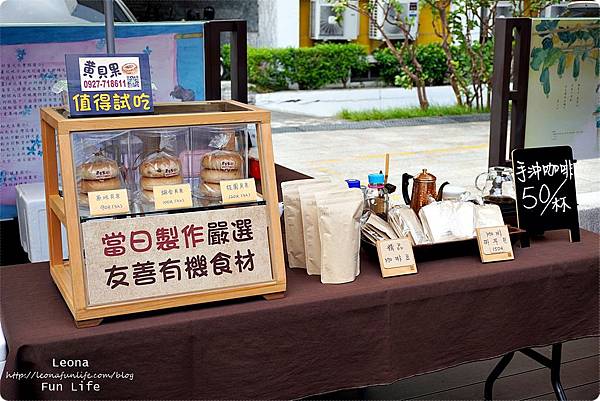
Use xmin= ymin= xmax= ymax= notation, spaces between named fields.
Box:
xmin=66 ymin=53 xmax=154 ymax=117
xmin=511 ymin=145 xmax=580 ymax=242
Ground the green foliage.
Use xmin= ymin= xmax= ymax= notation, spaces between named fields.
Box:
xmin=338 ymin=104 xmax=489 ymax=121
xmin=451 ymin=39 xmax=494 ymax=85
xmin=373 ymin=43 xmax=448 ymax=88
xmin=221 ymin=43 xmax=368 ymax=92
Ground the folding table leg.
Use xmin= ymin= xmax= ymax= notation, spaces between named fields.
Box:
xmin=551 ymin=344 xmax=567 ymax=401
xmin=484 ymin=352 xmax=515 ymax=400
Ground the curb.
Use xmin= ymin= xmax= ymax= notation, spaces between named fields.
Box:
xmin=272 ymin=113 xmax=491 ymax=134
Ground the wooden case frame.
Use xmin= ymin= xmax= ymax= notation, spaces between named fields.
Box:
xmin=40 ymin=100 xmax=286 ymax=328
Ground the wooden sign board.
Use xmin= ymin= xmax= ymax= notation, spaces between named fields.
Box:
xmin=376 ymin=238 xmax=418 ymax=277
xmin=512 ymin=146 xmax=580 ymax=242
xmin=81 ymin=204 xmax=272 ymax=306
xmin=476 ymin=225 xmax=515 ymax=263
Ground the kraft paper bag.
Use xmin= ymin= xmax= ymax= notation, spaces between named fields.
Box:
xmin=281 ymin=177 xmax=330 ymax=269
xmin=316 ymin=189 xmax=364 ymax=284
xmin=298 ymin=181 xmax=346 ymax=275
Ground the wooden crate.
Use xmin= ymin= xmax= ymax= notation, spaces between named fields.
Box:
xmin=40 ymin=101 xmax=286 ymax=328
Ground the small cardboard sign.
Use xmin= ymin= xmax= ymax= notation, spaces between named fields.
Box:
xmin=476 ymin=225 xmax=515 ymax=263
xmin=376 ymin=238 xmax=417 ymax=277
xmin=88 ymin=189 xmax=130 ymax=216
xmin=220 ymin=178 xmax=258 ymax=204
xmin=153 ymin=183 xmax=193 ymax=210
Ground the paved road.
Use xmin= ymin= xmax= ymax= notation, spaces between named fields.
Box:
xmin=271 ymin=121 xmax=600 ymax=200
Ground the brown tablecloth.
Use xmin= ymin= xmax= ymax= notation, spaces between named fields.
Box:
xmin=1 ymin=166 xmax=598 ymax=400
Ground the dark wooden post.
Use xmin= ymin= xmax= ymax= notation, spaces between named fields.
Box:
xmin=203 ymin=20 xmax=248 ymax=103
xmin=488 ymin=18 xmax=532 ymax=167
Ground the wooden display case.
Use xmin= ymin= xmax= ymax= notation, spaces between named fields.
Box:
xmin=40 ymin=101 xmax=286 ymax=328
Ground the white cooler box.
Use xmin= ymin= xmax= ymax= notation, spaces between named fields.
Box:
xmin=16 ymin=183 xmax=68 ymax=263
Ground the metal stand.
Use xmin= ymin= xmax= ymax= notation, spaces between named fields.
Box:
xmin=484 ymin=343 xmax=566 ymax=400
xmin=103 ymin=0 xmax=116 ymax=54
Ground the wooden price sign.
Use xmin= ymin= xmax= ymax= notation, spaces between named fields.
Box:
xmin=476 ymin=225 xmax=514 ymax=263
xmin=512 ymin=146 xmax=580 ymax=242
xmin=376 ymin=238 xmax=418 ymax=277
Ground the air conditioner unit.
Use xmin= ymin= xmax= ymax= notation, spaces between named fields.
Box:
xmin=310 ymin=0 xmax=359 ymax=41
xmin=541 ymin=3 xmax=568 ymax=17
xmin=496 ymin=1 xmax=514 ymax=17
xmin=369 ymin=0 xmax=419 ymax=41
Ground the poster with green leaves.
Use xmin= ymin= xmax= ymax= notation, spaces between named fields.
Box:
xmin=525 ymin=18 xmax=599 ymax=160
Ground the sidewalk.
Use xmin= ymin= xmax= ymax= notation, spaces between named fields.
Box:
xmin=270 ymin=110 xmax=490 ymax=132
xmin=271 ymin=121 xmax=600 ymax=227
xmin=257 ymin=85 xmax=460 ymax=117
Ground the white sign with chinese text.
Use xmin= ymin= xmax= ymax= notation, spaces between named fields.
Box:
xmin=220 ymin=178 xmax=258 ymax=204
xmin=88 ymin=189 xmax=130 ymax=216
xmin=81 ymin=204 xmax=273 ymax=306
xmin=79 ymin=56 xmax=142 ymax=92
xmin=153 ymin=183 xmax=193 ymax=210
xmin=376 ymin=238 xmax=417 ymax=278
xmin=476 ymin=225 xmax=515 ymax=263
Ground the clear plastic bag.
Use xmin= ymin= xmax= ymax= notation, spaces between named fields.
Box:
xmin=138 ymin=148 xmax=183 ymax=204
xmin=77 ymin=151 xmax=122 ymax=207
xmin=198 ymin=131 xmax=244 ymax=197
xmin=139 ymin=148 xmax=182 ymax=178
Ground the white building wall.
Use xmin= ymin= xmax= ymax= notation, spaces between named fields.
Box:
xmin=257 ymin=0 xmax=300 ymax=48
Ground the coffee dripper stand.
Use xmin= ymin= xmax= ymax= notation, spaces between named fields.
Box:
xmin=475 ymin=167 xmax=517 ymax=217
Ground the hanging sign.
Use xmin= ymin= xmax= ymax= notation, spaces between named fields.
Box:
xmin=376 ymin=238 xmax=417 ymax=277
xmin=511 ymin=145 xmax=580 ymax=242
xmin=65 ymin=53 xmax=153 ymax=117
xmin=81 ymin=204 xmax=273 ymax=306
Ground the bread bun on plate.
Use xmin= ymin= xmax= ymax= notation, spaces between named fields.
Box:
xmin=200 ymin=168 xmax=242 ymax=183
xmin=140 ymin=175 xmax=183 ymax=191
xmin=78 ymin=159 xmax=119 ymax=180
xmin=80 ymin=177 xmax=121 ymax=193
xmin=140 ymin=155 xmax=182 ymax=178
xmin=201 ymin=151 xmax=243 ymax=171
xmin=199 ymin=182 xmax=222 ymax=197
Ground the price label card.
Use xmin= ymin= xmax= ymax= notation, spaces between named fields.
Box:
xmin=476 ymin=225 xmax=515 ymax=263
xmin=376 ymin=238 xmax=418 ymax=278
xmin=220 ymin=178 xmax=258 ymax=204
xmin=88 ymin=189 xmax=130 ymax=216
xmin=153 ymin=183 xmax=193 ymax=210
